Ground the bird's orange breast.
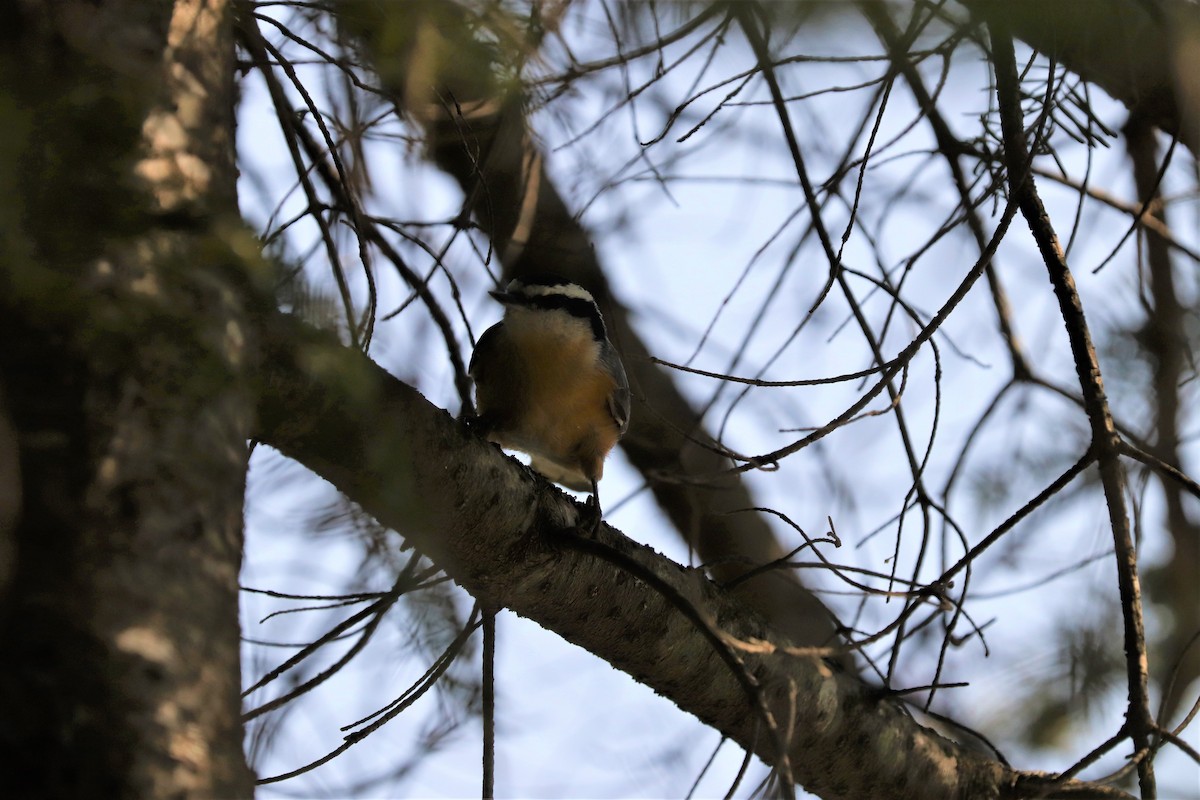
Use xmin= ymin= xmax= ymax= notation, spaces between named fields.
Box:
xmin=479 ymin=328 xmax=621 ymax=482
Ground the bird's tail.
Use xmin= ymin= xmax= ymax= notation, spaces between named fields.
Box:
xmin=529 ymin=455 xmax=592 ymax=492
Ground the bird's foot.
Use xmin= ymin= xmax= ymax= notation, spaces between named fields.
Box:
xmin=583 ymin=494 xmax=603 ymax=537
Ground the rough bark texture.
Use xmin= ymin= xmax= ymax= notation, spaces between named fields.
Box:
xmin=0 ymin=1 xmax=255 ymax=797
xmin=255 ymin=313 xmax=1121 ymax=800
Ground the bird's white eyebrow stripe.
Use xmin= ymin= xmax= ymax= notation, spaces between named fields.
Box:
xmin=510 ymin=281 xmax=595 ymax=304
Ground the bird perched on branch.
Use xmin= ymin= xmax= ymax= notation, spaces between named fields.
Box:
xmin=469 ymin=276 xmax=630 ymax=532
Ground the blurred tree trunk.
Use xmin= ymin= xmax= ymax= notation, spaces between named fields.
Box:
xmin=0 ymin=1 xmax=255 ymax=797
xmin=962 ymin=0 xmax=1199 ymax=152
xmin=1126 ymin=114 xmax=1200 ymax=723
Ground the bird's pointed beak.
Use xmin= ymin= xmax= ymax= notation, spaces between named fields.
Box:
xmin=489 ymin=289 xmax=520 ymax=305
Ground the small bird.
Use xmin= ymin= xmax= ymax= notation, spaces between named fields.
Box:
xmin=469 ymin=276 xmax=630 ymax=531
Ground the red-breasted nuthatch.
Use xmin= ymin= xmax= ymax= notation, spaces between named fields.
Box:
xmin=469 ymin=276 xmax=630 ymax=529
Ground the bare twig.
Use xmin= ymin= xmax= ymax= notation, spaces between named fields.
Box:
xmin=989 ymin=22 xmax=1157 ymax=798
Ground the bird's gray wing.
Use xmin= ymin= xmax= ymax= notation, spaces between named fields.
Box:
xmin=469 ymin=321 xmax=506 ymax=378
xmin=601 ymin=343 xmax=631 ymax=435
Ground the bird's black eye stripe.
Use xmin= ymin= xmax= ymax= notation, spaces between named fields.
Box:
xmin=524 ymin=293 xmax=607 ymax=340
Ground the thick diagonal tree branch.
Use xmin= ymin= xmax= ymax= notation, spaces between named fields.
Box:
xmin=254 ymin=311 xmax=1141 ymax=800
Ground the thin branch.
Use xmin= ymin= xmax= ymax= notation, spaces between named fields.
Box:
xmin=989 ymin=22 xmax=1157 ymax=797
xmin=258 ymin=606 xmax=482 ymax=785
xmin=482 ymin=609 xmax=496 ymax=800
